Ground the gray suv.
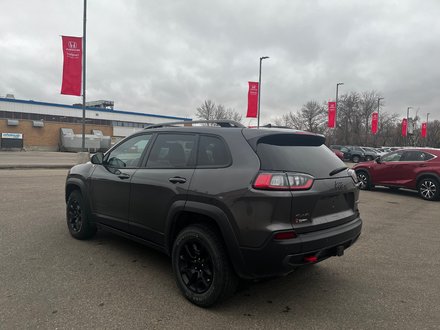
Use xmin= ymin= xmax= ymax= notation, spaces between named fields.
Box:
xmin=65 ymin=120 xmax=362 ymax=307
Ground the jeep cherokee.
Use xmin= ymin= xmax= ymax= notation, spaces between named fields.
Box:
xmin=65 ymin=120 xmax=362 ymax=307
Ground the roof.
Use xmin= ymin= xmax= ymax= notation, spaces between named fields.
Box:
xmin=0 ymin=97 xmax=191 ymax=121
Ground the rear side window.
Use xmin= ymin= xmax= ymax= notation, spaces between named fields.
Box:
xmin=423 ymin=152 xmax=435 ymax=161
xmin=256 ymin=135 xmax=346 ymax=178
xmin=402 ymin=151 xmax=426 ymax=161
xmin=403 ymin=151 xmax=436 ymax=161
xmin=146 ymin=134 xmax=196 ymax=168
xmin=197 ymin=135 xmax=231 ymax=167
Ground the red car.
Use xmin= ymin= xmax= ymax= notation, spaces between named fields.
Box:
xmin=332 ymin=149 xmax=344 ymax=160
xmin=353 ymin=148 xmax=440 ymax=201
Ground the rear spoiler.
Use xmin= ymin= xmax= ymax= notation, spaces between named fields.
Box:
xmin=242 ymin=129 xmax=326 ymax=151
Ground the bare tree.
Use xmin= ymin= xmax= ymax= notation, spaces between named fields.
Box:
xmin=427 ymin=120 xmax=440 ymax=148
xmin=300 ymin=100 xmax=326 ymax=133
xmin=273 ymin=101 xmax=325 ymax=133
xmin=270 ymin=90 xmax=418 ymax=148
xmin=215 ymin=104 xmax=242 ymax=122
xmin=196 ymin=100 xmax=242 ymax=123
xmin=376 ymin=112 xmax=399 ymax=146
xmin=274 ymin=111 xmax=304 ymax=130
xmin=337 ymin=92 xmax=361 ymax=145
xmin=359 ymin=91 xmax=383 ymax=145
xmin=196 ymin=100 xmax=217 ymax=121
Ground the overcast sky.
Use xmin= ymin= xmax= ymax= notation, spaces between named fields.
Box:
xmin=1 ymin=0 xmax=439 ymax=123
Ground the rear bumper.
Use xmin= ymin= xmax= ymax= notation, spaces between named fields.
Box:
xmin=238 ymin=217 xmax=362 ymax=279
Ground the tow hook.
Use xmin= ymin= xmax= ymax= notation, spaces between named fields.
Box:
xmin=336 ymin=245 xmax=345 ymax=256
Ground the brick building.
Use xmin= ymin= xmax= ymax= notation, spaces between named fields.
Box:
xmin=0 ymin=97 xmax=190 ymax=151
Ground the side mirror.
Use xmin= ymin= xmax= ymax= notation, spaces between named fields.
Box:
xmin=375 ymin=156 xmax=382 ymax=164
xmin=91 ymin=152 xmax=104 ymax=165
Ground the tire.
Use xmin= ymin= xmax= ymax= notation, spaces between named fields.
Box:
xmin=171 ymin=224 xmax=238 ymax=307
xmin=66 ymin=190 xmax=97 ymax=239
xmin=352 ymin=155 xmax=361 ymax=163
xmin=365 ymin=155 xmax=373 ymax=161
xmin=356 ymin=170 xmax=371 ymax=190
xmin=417 ymin=177 xmax=440 ymax=201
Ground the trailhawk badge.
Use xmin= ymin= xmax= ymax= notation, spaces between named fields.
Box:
xmin=334 ymin=181 xmax=346 ymax=191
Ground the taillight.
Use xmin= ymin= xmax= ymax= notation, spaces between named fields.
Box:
xmin=287 ymin=173 xmax=314 ymax=190
xmin=273 ymin=231 xmax=297 ymax=240
xmin=347 ymin=169 xmax=359 ymax=184
xmin=253 ymin=172 xmax=314 ymax=191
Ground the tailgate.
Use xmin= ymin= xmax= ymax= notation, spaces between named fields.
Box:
xmin=290 ymin=177 xmax=359 ymax=234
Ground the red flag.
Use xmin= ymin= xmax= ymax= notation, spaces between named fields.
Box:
xmin=402 ymin=118 xmax=408 ymax=137
xmin=371 ymin=112 xmax=378 ymax=134
xmin=328 ymin=101 xmax=336 ymax=128
xmin=246 ymin=82 xmax=259 ymax=118
xmin=61 ymin=36 xmax=82 ymax=96
xmin=421 ymin=122 xmax=427 ymax=138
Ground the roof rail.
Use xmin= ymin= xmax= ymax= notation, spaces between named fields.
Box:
xmin=248 ymin=124 xmax=293 ymax=129
xmin=144 ymin=119 xmax=245 ymax=129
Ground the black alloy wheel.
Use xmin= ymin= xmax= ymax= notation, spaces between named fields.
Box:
xmin=172 ymin=224 xmax=238 ymax=307
xmin=178 ymin=240 xmax=213 ymax=294
xmin=418 ymin=178 xmax=440 ymax=201
xmin=356 ymin=171 xmax=371 ymax=190
xmin=68 ymin=198 xmax=82 ymax=233
xmin=66 ymin=190 xmax=97 ymax=239
xmin=352 ymin=155 xmax=361 ymax=163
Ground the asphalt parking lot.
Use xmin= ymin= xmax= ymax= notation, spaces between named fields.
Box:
xmin=1 ymin=169 xmax=439 ymax=329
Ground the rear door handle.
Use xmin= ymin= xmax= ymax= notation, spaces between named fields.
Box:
xmin=419 ymin=164 xmax=427 ymax=167
xmin=118 ymin=173 xmax=131 ymax=180
xmin=169 ymin=176 xmax=187 ymax=184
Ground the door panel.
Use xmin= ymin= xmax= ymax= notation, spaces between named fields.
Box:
xmin=90 ymin=166 xmax=136 ymax=231
xmin=129 ymin=168 xmax=195 ymax=244
xmin=128 ymin=133 xmax=197 ymax=245
xmin=397 ymin=151 xmax=428 ymax=187
xmin=90 ymin=133 xmax=153 ymax=231
xmin=372 ymin=151 xmax=403 ymax=184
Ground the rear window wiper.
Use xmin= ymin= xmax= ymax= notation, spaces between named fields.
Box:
xmin=329 ymin=166 xmax=348 ymax=176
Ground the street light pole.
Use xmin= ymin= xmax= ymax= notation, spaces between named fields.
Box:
xmin=336 ymin=82 xmax=344 ymax=121
xmin=374 ymin=97 xmax=384 ymax=147
xmin=377 ymin=97 xmax=384 ymax=128
xmin=336 ymin=82 xmax=343 ymax=143
xmin=406 ymin=106 xmax=412 ymax=146
xmin=257 ymin=56 xmax=269 ymax=128
xmin=81 ymin=0 xmax=87 ymax=151
xmin=426 ymin=112 xmax=430 ymax=146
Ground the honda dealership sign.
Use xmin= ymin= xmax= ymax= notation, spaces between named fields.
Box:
xmin=1 ymin=133 xmax=24 ymax=149
xmin=2 ymin=133 xmax=23 ymax=139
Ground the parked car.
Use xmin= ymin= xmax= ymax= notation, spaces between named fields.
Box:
xmin=330 ymin=145 xmax=365 ymax=163
xmin=332 ymin=148 xmax=344 ymax=160
xmin=360 ymin=146 xmax=387 ymax=159
xmin=65 ymin=120 xmax=363 ymax=307
xmin=353 ymin=148 xmax=440 ymax=201
xmin=377 ymin=147 xmax=392 ymax=154
xmin=330 ymin=144 xmax=343 ymax=150
xmin=343 ymin=146 xmax=365 ymax=163
xmin=358 ymin=147 xmax=379 ymax=161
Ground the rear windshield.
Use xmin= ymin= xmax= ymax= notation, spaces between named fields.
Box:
xmin=256 ymin=137 xmax=346 ymax=178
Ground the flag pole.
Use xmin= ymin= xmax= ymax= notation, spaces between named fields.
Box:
xmin=82 ymin=0 xmax=87 ymax=151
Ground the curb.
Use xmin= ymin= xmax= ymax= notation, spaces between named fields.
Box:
xmin=0 ymin=164 xmax=74 ymax=170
